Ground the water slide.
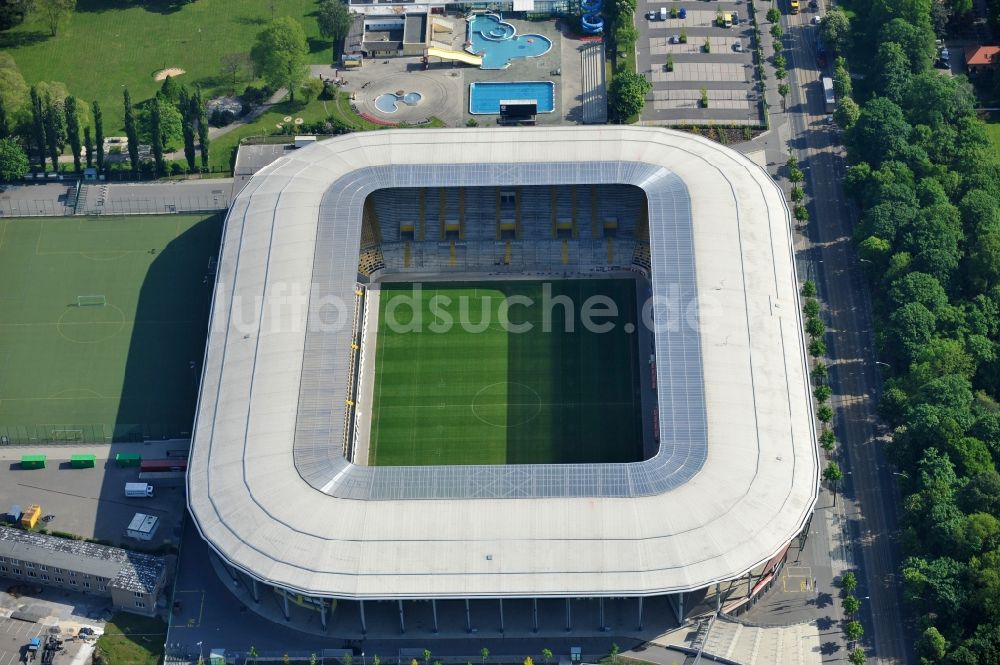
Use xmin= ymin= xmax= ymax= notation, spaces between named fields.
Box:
xmin=426 ymin=46 xmax=483 ymax=66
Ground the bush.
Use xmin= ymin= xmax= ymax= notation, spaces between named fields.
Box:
xmin=240 ymin=101 xmax=253 ymax=117
xmin=679 ymin=28 xmax=688 ymax=43
xmin=170 ymin=162 xmax=185 ymax=176
xmin=665 ymin=54 xmax=674 ymax=72
xmin=242 ymin=85 xmax=271 ymax=105
xmin=703 ymin=37 xmax=711 ymax=53
xmin=801 ymin=280 xmax=817 ymax=297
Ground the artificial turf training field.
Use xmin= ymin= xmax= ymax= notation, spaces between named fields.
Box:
xmin=368 ymin=279 xmax=644 ymax=466
xmin=0 ymin=214 xmax=222 ymax=443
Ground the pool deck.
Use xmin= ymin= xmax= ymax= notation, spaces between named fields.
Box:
xmin=314 ymin=16 xmax=594 ymax=127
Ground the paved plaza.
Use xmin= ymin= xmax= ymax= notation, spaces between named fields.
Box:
xmin=637 ymin=0 xmax=763 ymax=125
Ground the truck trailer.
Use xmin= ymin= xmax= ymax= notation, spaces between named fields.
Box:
xmin=822 ymin=76 xmax=836 ymax=113
xmin=125 ymin=483 xmax=154 ymax=498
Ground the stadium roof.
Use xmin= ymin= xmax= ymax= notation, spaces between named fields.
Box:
xmin=187 ymin=127 xmax=819 ymax=600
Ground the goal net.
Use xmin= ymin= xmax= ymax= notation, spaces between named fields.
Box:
xmin=50 ymin=429 xmax=84 ymax=442
xmin=77 ymin=295 xmax=107 ymax=307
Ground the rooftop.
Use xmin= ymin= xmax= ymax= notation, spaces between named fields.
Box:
xmin=965 ymin=45 xmax=1000 ymax=65
xmin=187 ymin=127 xmax=818 ymax=600
xmin=0 ymin=526 xmax=166 ymax=593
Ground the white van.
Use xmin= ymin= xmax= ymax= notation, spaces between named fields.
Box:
xmin=659 ymin=7 xmax=668 ymax=20
xmin=125 ymin=482 xmax=154 ymax=498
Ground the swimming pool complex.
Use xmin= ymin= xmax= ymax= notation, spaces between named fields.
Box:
xmin=467 ymin=14 xmax=552 ymax=69
xmin=469 ymin=81 xmax=555 ymax=115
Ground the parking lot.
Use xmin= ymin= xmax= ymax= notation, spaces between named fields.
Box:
xmin=0 ymin=617 xmax=42 ymax=665
xmin=0 ymin=442 xmax=188 ymax=551
xmin=636 ymin=0 xmax=763 ymax=125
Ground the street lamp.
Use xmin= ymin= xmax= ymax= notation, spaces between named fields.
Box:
xmin=196 ymin=641 xmax=203 ymax=665
xmin=362 ymin=652 xmax=366 ymax=665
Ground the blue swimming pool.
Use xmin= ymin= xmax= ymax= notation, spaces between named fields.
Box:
xmin=468 ymin=14 xmax=552 ymax=69
xmin=469 ymin=81 xmax=555 ymax=115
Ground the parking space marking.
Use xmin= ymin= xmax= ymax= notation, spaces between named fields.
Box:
xmin=173 ymin=589 xmax=206 ymax=628
xmin=782 ymin=565 xmax=814 ymax=592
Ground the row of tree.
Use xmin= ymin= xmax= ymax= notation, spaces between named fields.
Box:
xmin=0 ymin=54 xmax=212 ymax=180
xmin=831 ymin=0 xmax=1000 ymax=661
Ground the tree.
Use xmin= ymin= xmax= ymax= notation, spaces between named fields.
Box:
xmin=844 ymin=620 xmax=864 ymax=642
xmin=29 ymin=86 xmax=46 ymax=170
xmin=148 ymin=96 xmax=165 ymax=176
xmin=815 ymin=384 xmax=833 ymax=402
xmin=300 ymin=77 xmax=324 ymax=102
xmin=610 ymin=644 xmax=619 ymax=665
xmin=615 ymin=22 xmax=639 ymax=53
xmin=64 ymin=95 xmax=81 ymax=171
xmin=875 ymin=42 xmax=912 ymax=103
xmin=36 ymin=0 xmax=76 ymax=36
xmin=812 ymin=361 xmax=828 ymax=381
xmin=542 ymin=649 xmax=553 ymax=665
xmin=0 ymin=138 xmax=29 ymax=181
xmin=778 ymin=83 xmax=790 ymax=111
xmin=249 ymin=646 xmax=258 ymax=665
xmin=847 ymin=648 xmax=866 ymax=665
xmin=806 ymin=316 xmax=825 ymax=338
xmin=817 ymin=404 xmax=834 ymax=422
xmin=221 ymin=52 xmax=251 ymax=95
xmin=794 ymin=205 xmax=809 ymax=223
xmin=250 ymin=17 xmax=309 ymax=102
xmin=802 ymin=280 xmax=817 ymax=297
xmin=849 ymin=98 xmax=912 ymax=168
xmin=917 ymin=626 xmax=947 ymax=661
xmin=609 ymin=71 xmax=651 ymax=122
xmin=809 ymin=338 xmax=827 ymax=357
xmin=833 ymin=57 xmax=852 ymax=99
xmin=820 ymin=9 xmax=851 ymax=53
xmin=0 ymin=54 xmax=29 ymax=132
xmin=92 ymin=100 xmax=104 ymax=170
xmin=194 ymin=89 xmax=209 ymax=169
xmin=481 ymin=648 xmax=490 ymax=665
xmin=524 ymin=658 xmax=534 ymax=665
xmin=139 ymin=101 xmax=183 ymax=151
xmin=123 ymin=88 xmax=139 ymax=174
xmin=834 ymin=97 xmax=860 ymax=130
xmin=841 ymin=572 xmax=858 ymax=593
xmin=825 ymin=461 xmax=843 ymax=504
xmin=423 ymin=649 xmax=431 ymax=665
xmin=0 ymin=0 xmax=31 ymax=30
xmin=317 ymin=0 xmax=353 ymax=63
xmin=880 ymin=17 xmax=936 ymax=73
xmin=820 ymin=427 xmax=836 ymax=453
xmin=842 ymin=594 xmax=861 ymax=615
xmin=766 ymin=7 xmax=780 ymax=22
xmin=790 ymin=185 xmax=804 ymax=203
xmin=83 ymin=125 xmax=92 ymax=167
xmin=182 ymin=101 xmax=197 ymax=173
xmin=42 ymin=93 xmax=61 ymax=171
xmin=770 ymin=23 xmax=783 ymax=42
xmin=803 ymin=298 xmax=820 ymax=318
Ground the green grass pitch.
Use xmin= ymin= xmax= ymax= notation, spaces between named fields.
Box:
xmin=368 ymin=279 xmax=644 ymax=466
xmin=0 ymin=214 xmax=222 ymax=443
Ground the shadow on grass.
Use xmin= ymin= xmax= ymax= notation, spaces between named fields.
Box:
xmin=77 ymin=0 xmax=185 ymax=14
xmin=112 ymin=214 xmax=222 ymax=442
xmin=233 ymin=15 xmax=269 ymax=26
xmin=0 ymin=30 xmax=49 ymax=49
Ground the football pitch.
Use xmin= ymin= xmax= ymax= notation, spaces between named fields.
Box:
xmin=368 ymin=279 xmax=644 ymax=466
xmin=0 ymin=214 xmax=222 ymax=443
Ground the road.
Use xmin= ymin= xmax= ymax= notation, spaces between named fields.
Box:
xmin=776 ymin=5 xmax=913 ymax=663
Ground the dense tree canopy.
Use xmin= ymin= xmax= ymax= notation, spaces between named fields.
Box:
xmin=837 ymin=0 xmax=1000 ymax=652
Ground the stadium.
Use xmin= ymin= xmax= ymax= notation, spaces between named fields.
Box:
xmin=186 ymin=127 xmax=819 ymax=634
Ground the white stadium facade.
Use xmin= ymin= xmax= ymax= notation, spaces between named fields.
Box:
xmin=187 ymin=127 xmax=819 ymax=634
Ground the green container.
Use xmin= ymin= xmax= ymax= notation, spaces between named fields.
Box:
xmin=20 ymin=455 xmax=46 ymax=469
xmin=70 ymin=454 xmax=96 ymax=468
xmin=115 ymin=452 xmax=142 ymax=467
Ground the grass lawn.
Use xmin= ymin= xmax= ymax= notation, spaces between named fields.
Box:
xmin=95 ymin=613 xmax=167 ymax=665
xmin=1 ymin=0 xmax=331 ymax=133
xmin=208 ymin=93 xmax=384 ymax=172
xmin=0 ymin=214 xmax=222 ymax=443
xmin=986 ymin=114 xmax=1000 ymax=156
xmin=368 ymin=279 xmax=644 ymax=466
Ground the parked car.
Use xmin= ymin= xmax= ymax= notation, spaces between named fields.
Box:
xmin=811 ymin=15 xmax=822 ymax=24
xmin=679 ymin=7 xmax=687 ymax=18
xmin=734 ymin=42 xmax=744 ymax=52
xmin=731 ymin=12 xmax=740 ymax=24
xmin=646 ymin=10 xmax=657 ymax=19
xmin=670 ymin=34 xmax=681 ymax=43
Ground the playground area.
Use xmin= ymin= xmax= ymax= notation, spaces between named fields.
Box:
xmin=324 ymin=15 xmax=598 ymax=126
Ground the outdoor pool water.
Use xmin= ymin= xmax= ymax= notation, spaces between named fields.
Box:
xmin=468 ymin=14 xmax=552 ymax=69
xmin=374 ymin=91 xmax=423 ymax=113
xmin=469 ymin=81 xmax=555 ymax=115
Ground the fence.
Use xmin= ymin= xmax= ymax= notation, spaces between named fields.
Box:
xmin=0 ymin=423 xmax=193 ymax=445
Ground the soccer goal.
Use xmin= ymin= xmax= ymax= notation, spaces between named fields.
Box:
xmin=77 ymin=295 xmax=107 ymax=307
xmin=50 ymin=429 xmax=84 ymax=442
